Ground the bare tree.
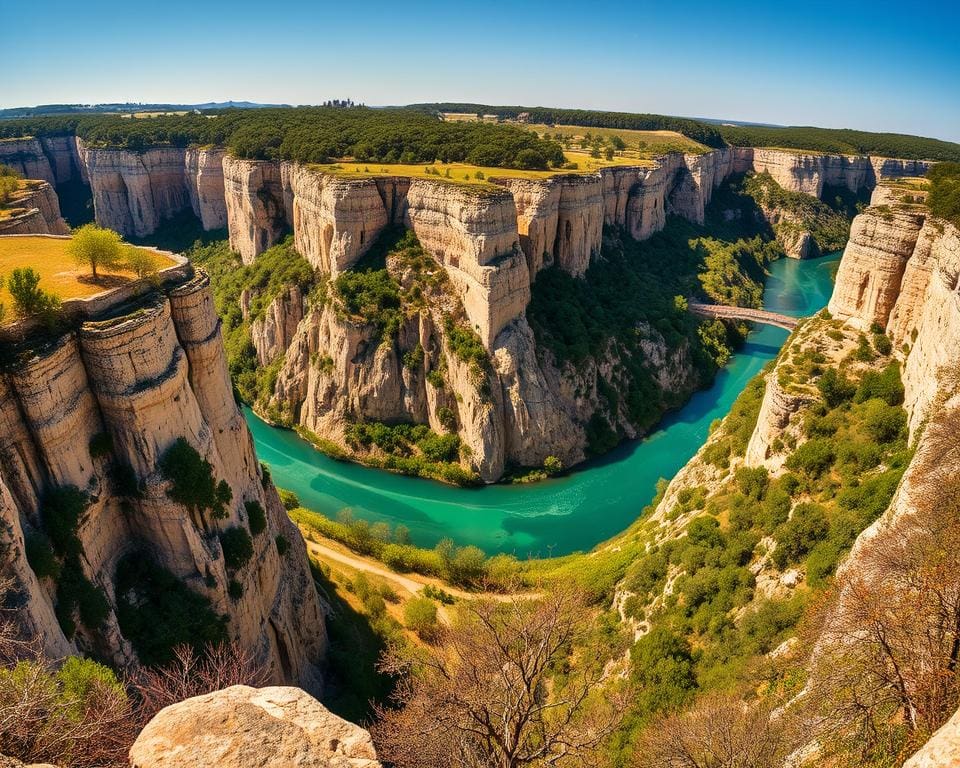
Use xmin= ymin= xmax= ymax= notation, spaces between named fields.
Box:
xmin=636 ymin=693 xmax=795 ymax=768
xmin=130 ymin=641 xmax=270 ymax=725
xmin=372 ymin=587 xmax=629 ymax=768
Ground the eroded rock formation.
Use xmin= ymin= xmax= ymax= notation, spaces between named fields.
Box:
xmin=0 ymin=180 xmax=69 ymax=235
xmin=0 ymin=271 xmax=326 ymax=691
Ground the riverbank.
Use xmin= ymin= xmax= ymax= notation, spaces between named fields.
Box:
xmin=249 ymin=251 xmax=841 ymax=557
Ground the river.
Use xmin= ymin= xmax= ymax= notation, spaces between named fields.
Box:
xmin=246 ymin=251 xmax=840 ymax=557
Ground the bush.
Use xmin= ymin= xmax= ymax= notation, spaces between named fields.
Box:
xmin=862 ymin=399 xmax=907 ymax=444
xmin=278 ymin=488 xmax=300 ymax=510
xmin=818 ymin=368 xmax=855 ymax=408
xmin=160 ymin=438 xmax=232 ymax=518
xmin=245 ymin=500 xmax=267 ymax=536
xmin=115 ymin=553 xmax=228 ymax=666
xmin=856 ymin=362 xmax=905 ymax=406
xmin=403 ymin=597 xmax=439 ymax=639
xmin=7 ymin=267 xmax=61 ymax=321
xmin=88 ymin=432 xmax=114 ymax=458
xmin=227 ymin=579 xmax=244 ymax=600
xmin=785 ymin=438 xmax=836 ymax=478
xmin=42 ymin=486 xmax=88 ymax=558
xmin=275 ymin=534 xmax=290 ymax=556
xmin=773 ymin=503 xmax=829 ymax=568
xmin=25 ymin=531 xmax=60 ymax=579
xmin=219 ymin=527 xmax=254 ymax=570
xmin=734 ymin=466 xmax=769 ymax=501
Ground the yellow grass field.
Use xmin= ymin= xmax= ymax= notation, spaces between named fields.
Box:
xmin=310 ymin=150 xmax=652 ymax=188
xmin=526 ymin=123 xmax=709 ymax=157
xmin=0 ymin=236 xmax=175 ymax=313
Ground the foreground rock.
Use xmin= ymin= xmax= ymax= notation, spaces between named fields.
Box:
xmin=129 ymin=686 xmax=381 ymax=768
xmin=903 ymin=708 xmax=960 ymax=768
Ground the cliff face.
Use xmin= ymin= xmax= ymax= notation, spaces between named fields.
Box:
xmin=0 ymin=180 xmax=70 ymax=235
xmin=223 ymin=157 xmax=288 ymax=264
xmin=0 ymin=272 xmax=326 ymax=691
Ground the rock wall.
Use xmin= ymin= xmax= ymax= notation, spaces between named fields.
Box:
xmin=0 ymin=272 xmax=326 ymax=691
xmin=223 ymin=156 xmax=288 ymax=265
xmin=0 ymin=138 xmax=57 ymax=185
xmin=0 ymin=180 xmax=70 ymax=235
xmin=185 ymin=148 xmax=229 ymax=230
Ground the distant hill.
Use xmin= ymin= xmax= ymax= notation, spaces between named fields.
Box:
xmin=0 ymin=101 xmax=289 ymax=118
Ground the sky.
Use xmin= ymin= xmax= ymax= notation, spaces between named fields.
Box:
xmin=5 ymin=0 xmax=960 ymax=142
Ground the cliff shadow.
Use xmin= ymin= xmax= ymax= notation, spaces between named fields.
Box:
xmin=129 ymin=209 xmax=227 ymax=254
xmin=56 ymin=177 xmax=94 ymax=228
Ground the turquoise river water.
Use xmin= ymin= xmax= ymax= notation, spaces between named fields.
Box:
xmin=246 ymin=251 xmax=841 ymax=557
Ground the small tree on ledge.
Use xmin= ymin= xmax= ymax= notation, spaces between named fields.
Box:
xmin=68 ymin=223 xmax=124 ymax=279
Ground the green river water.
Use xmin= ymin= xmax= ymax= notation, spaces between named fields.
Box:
xmin=246 ymin=251 xmax=841 ymax=557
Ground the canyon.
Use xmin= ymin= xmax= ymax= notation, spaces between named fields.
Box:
xmin=0 ymin=135 xmax=933 ymax=482
xmin=0 ymin=261 xmax=326 ymax=691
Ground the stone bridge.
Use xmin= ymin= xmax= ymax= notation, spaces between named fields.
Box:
xmin=689 ymin=302 xmax=800 ymax=330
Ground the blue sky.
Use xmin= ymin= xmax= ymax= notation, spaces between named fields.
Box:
xmin=6 ymin=0 xmax=960 ymax=142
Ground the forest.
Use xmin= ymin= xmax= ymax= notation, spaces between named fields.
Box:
xmin=718 ymin=123 xmax=960 ymax=161
xmin=0 ymin=107 xmax=565 ymax=169
xmin=408 ymin=103 xmax=726 ymax=148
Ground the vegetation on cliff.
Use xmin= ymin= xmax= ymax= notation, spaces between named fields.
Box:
xmin=528 ymin=214 xmax=779 ymax=450
xmin=927 ymin=161 xmax=960 ymax=226
xmin=744 ymin=171 xmax=853 ymax=253
xmin=187 ymin=236 xmax=316 ymax=408
xmin=719 ymin=123 xmax=960 ymax=161
xmin=0 ymin=107 xmax=566 ymax=169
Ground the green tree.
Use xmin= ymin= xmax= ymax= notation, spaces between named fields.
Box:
xmin=68 ymin=223 xmax=124 ymax=279
xmin=124 ymin=246 xmax=161 ymax=279
xmin=7 ymin=267 xmax=60 ymax=319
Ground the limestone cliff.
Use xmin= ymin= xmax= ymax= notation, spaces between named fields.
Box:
xmin=0 ymin=180 xmax=69 ymax=235
xmin=0 ymin=270 xmax=326 ymax=691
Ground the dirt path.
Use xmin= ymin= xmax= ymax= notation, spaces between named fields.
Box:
xmin=303 ymin=536 xmax=539 ymax=603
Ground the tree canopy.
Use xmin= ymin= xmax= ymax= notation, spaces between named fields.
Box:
xmin=0 ymin=107 xmax=565 ymax=169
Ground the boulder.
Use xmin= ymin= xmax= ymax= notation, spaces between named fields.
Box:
xmin=129 ymin=686 xmax=381 ymax=768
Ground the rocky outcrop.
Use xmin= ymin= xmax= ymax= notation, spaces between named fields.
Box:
xmin=0 ymin=138 xmax=56 ymax=185
xmin=827 ymin=205 xmax=927 ymax=330
xmin=223 ymin=157 xmax=287 ymax=265
xmin=129 ymin=685 xmax=381 ymax=768
xmin=246 ymin=285 xmax=307 ymax=367
xmin=0 ymin=180 xmax=70 ymax=235
xmin=185 ymin=148 xmax=228 ymax=230
xmin=0 ymin=271 xmax=325 ymax=691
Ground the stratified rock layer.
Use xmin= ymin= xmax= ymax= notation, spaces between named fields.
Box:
xmin=0 ymin=272 xmax=325 ymax=691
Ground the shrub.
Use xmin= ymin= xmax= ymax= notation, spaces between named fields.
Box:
xmin=275 ymin=534 xmax=290 ymax=556
xmin=25 ymin=531 xmax=61 ymax=579
xmin=785 ymin=438 xmax=836 ymax=478
xmin=855 ymin=362 xmax=904 ymax=405
xmin=862 ymin=400 xmax=907 ymax=444
xmin=160 ymin=438 xmax=232 ymax=518
xmin=228 ymin=579 xmax=244 ymax=600
xmin=873 ymin=332 xmax=893 ymax=356
xmin=278 ymin=488 xmax=300 ymax=510
xmin=817 ymin=368 xmax=855 ymax=408
xmin=115 ymin=553 xmax=228 ymax=667
xmin=42 ymin=486 xmax=88 ymax=558
xmin=773 ymin=503 xmax=829 ymax=568
xmin=245 ymin=500 xmax=267 ymax=536
xmin=7 ymin=267 xmax=61 ymax=321
xmin=734 ymin=466 xmax=769 ymax=501
xmin=219 ymin=527 xmax=254 ymax=570
xmin=403 ymin=596 xmax=439 ymax=639
xmin=88 ymin=432 xmax=114 ymax=458
xmin=543 ymin=455 xmax=563 ymax=476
